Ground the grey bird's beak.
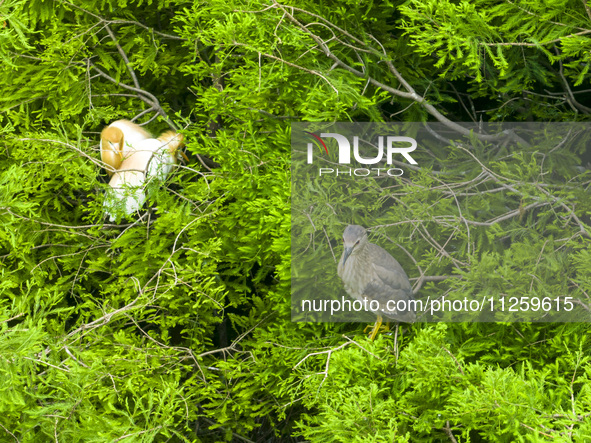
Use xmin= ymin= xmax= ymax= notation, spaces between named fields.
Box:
xmin=342 ymin=246 xmax=353 ymax=266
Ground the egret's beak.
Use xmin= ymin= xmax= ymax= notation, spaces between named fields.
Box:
xmin=109 ymin=142 xmax=124 ymax=160
xmin=109 ymin=142 xmax=123 ymax=161
xmin=179 ymin=150 xmax=190 ymax=162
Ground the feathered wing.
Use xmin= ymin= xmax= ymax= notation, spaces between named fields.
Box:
xmin=103 ymin=138 xmax=160 ymax=221
xmin=110 ymin=120 xmax=152 ymax=153
xmin=102 ymin=131 xmax=185 ymax=221
xmin=104 ymin=175 xmax=146 ymax=222
xmin=362 ymin=244 xmax=416 ymax=322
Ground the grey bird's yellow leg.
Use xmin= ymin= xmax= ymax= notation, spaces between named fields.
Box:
xmin=364 ymin=315 xmax=392 ymax=340
xmin=368 ymin=314 xmax=382 ymax=341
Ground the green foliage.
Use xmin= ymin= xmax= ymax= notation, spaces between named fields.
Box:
xmin=1 ymin=0 xmax=591 ymax=441
xmin=399 ymin=0 xmax=591 ymax=120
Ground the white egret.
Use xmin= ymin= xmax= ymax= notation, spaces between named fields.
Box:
xmin=102 ymin=127 xmax=185 ymax=222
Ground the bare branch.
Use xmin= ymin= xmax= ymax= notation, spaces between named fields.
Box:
xmin=271 ymin=1 xmax=529 ymax=144
xmin=443 ymin=421 xmax=458 ymax=443
xmin=104 ymin=24 xmax=141 ymax=90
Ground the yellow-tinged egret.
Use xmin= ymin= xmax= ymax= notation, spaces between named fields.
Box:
xmin=102 ymin=127 xmax=185 ymax=222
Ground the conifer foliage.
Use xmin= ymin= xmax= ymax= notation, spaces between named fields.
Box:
xmin=1 ymin=0 xmax=590 ymax=441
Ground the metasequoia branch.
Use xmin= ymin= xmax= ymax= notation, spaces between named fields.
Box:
xmin=89 ymin=63 xmax=177 ymax=130
xmin=103 ymin=24 xmax=141 ymax=90
xmin=58 ymin=0 xmax=179 ymax=128
xmin=270 ymin=1 xmax=527 ymax=144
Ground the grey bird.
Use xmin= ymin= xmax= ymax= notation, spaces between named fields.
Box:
xmin=337 ymin=224 xmax=415 ymax=340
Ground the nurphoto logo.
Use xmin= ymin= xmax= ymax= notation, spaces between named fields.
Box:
xmin=305 ymin=131 xmax=418 ymax=177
